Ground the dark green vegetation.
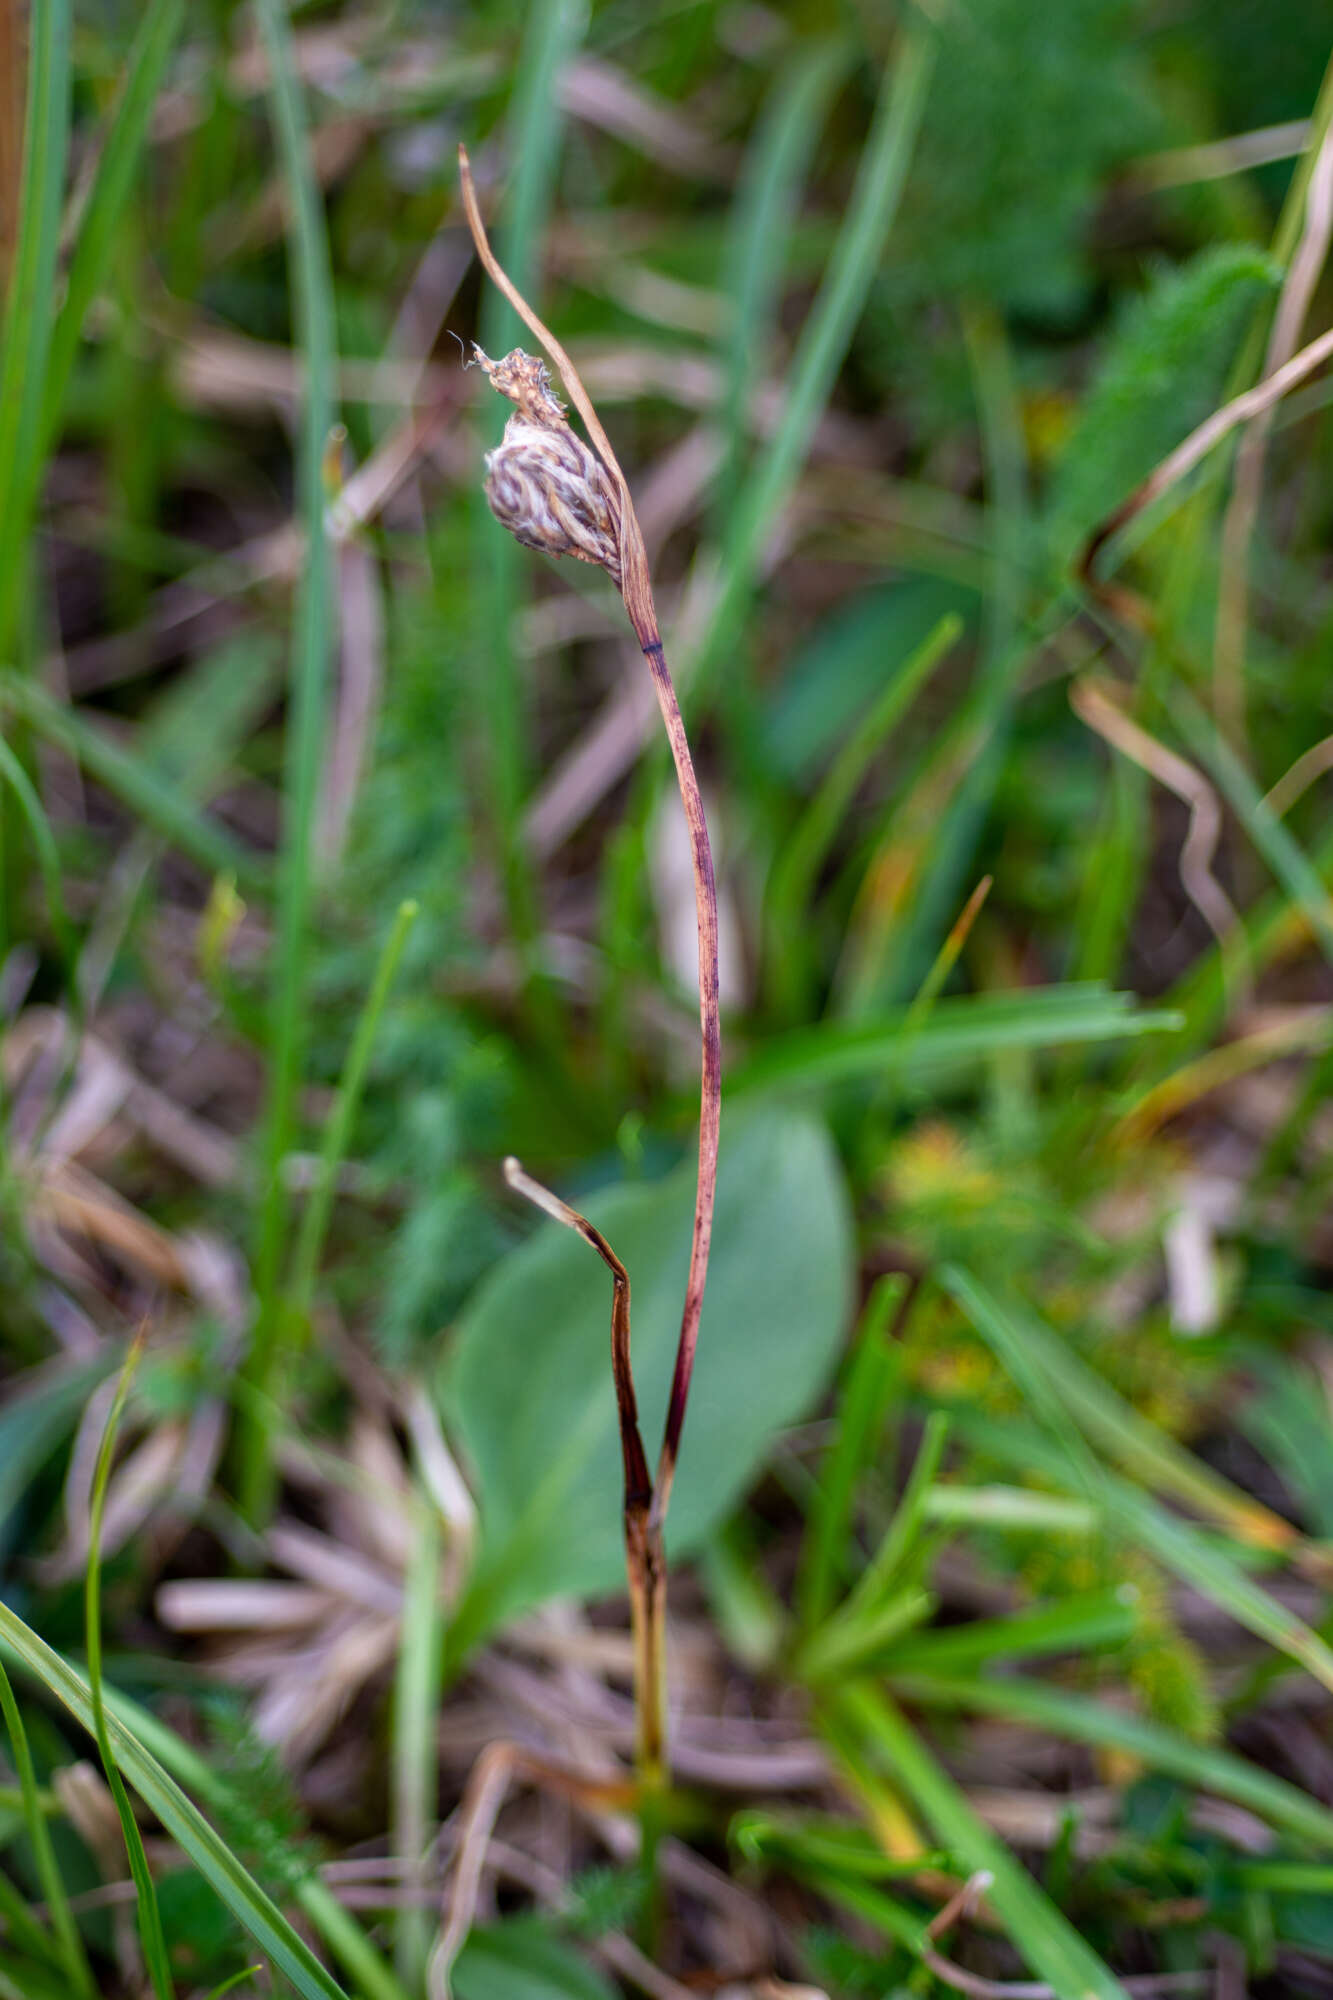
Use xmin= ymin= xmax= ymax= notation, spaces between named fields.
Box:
xmin=4 ymin=1 xmax=1333 ymax=1994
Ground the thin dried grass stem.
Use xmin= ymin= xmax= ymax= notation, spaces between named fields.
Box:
xmin=460 ymin=143 xmax=722 ymax=1791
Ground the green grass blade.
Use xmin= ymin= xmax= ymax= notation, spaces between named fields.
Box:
xmin=0 ymin=1612 xmax=357 ymax=2000
xmin=0 ymin=1662 xmax=95 ymax=1998
xmin=0 ymin=0 xmax=70 ymax=658
xmin=84 ymin=1338 xmax=174 ymax=2000
xmin=0 ymin=1860 xmax=64 ymax=1968
xmin=796 ymin=1586 xmax=934 ymax=1683
xmin=837 ymin=301 xmax=1028 ymax=1016
xmin=391 ymin=1476 xmax=444 ymax=1989
xmin=942 ymin=1267 xmax=1333 ymax=1695
xmin=0 ymin=732 xmax=77 ymax=982
xmin=797 ymin=1274 xmax=908 ymax=1631
xmin=841 ymin=1411 xmax=949 ymax=1620
xmin=242 ymin=0 xmax=341 ymax=1524
xmin=886 ymin=1588 xmax=1141 ymax=1676
xmin=0 ymin=672 xmax=265 ymax=887
xmin=833 ymin=1681 xmax=1131 ymax=2000
xmin=1107 ymin=1478 xmax=1333 ymax=1693
xmin=921 ymin=1484 xmax=1098 ymax=1533
xmin=203 ymin=1972 xmax=262 ymax=2000
xmin=0 ymin=1958 xmax=64 ymax=2000
xmin=714 ymin=39 xmax=851 ymax=524
xmin=726 ymin=985 xmax=1181 ymax=1096
xmin=939 ymin=1264 xmax=1297 ymax=1549
xmin=691 ymin=20 xmax=936 ymax=704
xmin=41 ymin=0 xmax=183 ymax=452
xmin=766 ymin=613 xmax=961 ymax=1018
xmin=287 ymin=898 xmax=418 ymax=1324
xmin=96 ymin=1682 xmax=410 ymax=2000
xmin=885 ymin=1668 xmax=1333 ymax=1851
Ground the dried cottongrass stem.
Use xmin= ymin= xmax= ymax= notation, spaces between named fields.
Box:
xmin=472 ymin=345 xmax=623 ymax=588
xmin=459 ymin=140 xmax=722 ymax=1794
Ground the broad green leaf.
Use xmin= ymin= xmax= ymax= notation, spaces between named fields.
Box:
xmin=444 ymin=1109 xmax=853 ymax=1644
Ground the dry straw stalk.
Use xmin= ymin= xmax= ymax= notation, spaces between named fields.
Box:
xmin=459 ymin=145 xmax=721 ymax=1791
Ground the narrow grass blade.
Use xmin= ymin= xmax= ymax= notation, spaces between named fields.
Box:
xmin=727 ymin=985 xmax=1180 ymax=1097
xmin=0 ymin=1612 xmax=358 ymax=2000
xmin=939 ymin=1264 xmax=1297 ymax=1550
xmin=942 ymin=1267 xmax=1333 ymax=1695
xmin=692 ymin=20 xmax=936 ymax=703
xmin=243 ymin=0 xmax=341 ymax=1524
xmin=287 ymin=898 xmax=418 ymax=1325
xmin=833 ymin=1682 xmax=1131 ymax=2000
xmin=797 ymin=1274 xmax=908 ymax=1631
xmin=796 ymin=1586 xmax=934 ymax=1683
xmin=0 ymin=1959 xmax=65 ymax=2000
xmin=766 ymin=614 xmax=961 ymax=1018
xmin=204 ymin=1973 xmax=262 ymax=2000
xmin=41 ymin=0 xmax=183 ymax=451
xmin=886 ymin=1587 xmax=1140 ymax=1676
xmin=885 ymin=1668 xmax=1333 ymax=1851
xmin=841 ymin=1411 xmax=949 ymax=1619
xmin=0 ymin=1861 xmax=64 ymax=1968
xmin=1109 ymin=1477 xmax=1333 ymax=1692
xmin=0 ymin=672 xmax=264 ymax=887
xmin=755 ymin=1830 xmax=929 ymax=1953
xmin=852 ymin=304 xmax=1028 ymax=1011
xmin=0 ymin=1662 xmax=95 ymax=1998
xmin=84 ymin=1337 xmax=174 ymax=2000
xmin=714 ymin=39 xmax=850 ymax=524
xmin=0 ymin=733 xmax=77 ymax=982
xmin=0 ymin=0 xmax=70 ymax=657
xmin=699 ymin=1520 xmax=787 ymax=1671
xmin=0 ymin=1356 xmax=112 ymax=1551
xmin=920 ymin=1484 xmax=1098 ymax=1533
xmin=391 ymin=1477 xmax=444 ymax=1989
xmin=732 ymin=1809 xmax=946 ymax=1884
xmin=98 ymin=1681 xmax=411 ymax=2000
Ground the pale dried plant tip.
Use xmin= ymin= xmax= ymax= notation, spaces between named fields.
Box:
xmin=473 ymin=344 xmax=623 ymax=588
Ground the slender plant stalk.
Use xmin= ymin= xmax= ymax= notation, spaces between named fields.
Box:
xmin=460 ymin=143 xmax=722 ymax=1794
xmin=0 ymin=0 xmax=23 ymax=291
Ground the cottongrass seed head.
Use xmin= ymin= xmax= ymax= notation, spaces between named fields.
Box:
xmin=473 ymin=346 xmax=623 ymax=589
